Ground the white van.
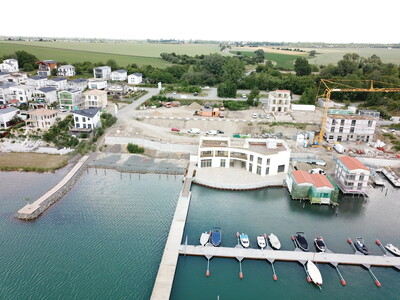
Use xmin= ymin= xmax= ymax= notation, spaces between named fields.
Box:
xmin=188 ymin=128 xmax=200 ymax=134
xmin=206 ymin=130 xmax=218 ymax=135
xmin=333 ymin=143 xmax=344 ymax=154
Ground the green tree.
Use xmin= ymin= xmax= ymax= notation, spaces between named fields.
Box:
xmin=299 ymin=87 xmax=316 ymax=105
xmin=217 ymin=81 xmax=237 ymax=98
xmin=294 ymin=58 xmax=311 ymax=76
xmin=106 ymin=59 xmax=118 ymax=70
xmin=22 ymin=63 xmax=34 ymax=72
xmin=222 ymin=57 xmax=245 ymax=83
xmin=51 ymin=68 xmax=58 ymax=76
xmin=15 ymin=51 xmax=38 ymax=70
xmin=202 ymin=53 xmax=225 ymax=77
xmin=309 ymin=50 xmax=317 ymax=57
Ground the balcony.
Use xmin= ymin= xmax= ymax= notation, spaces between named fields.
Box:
xmin=230 ymin=152 xmax=247 ymax=160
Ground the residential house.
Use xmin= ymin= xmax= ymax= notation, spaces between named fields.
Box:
xmin=58 ymin=89 xmax=83 ymax=111
xmin=88 ymin=78 xmax=107 ymax=90
xmin=36 ymin=60 xmax=57 ymax=77
xmin=197 ymin=136 xmax=290 ymax=177
xmin=286 ymin=170 xmax=339 ymax=205
xmin=83 ymin=89 xmax=108 ymax=109
xmin=111 ymin=69 xmax=127 ymax=81
xmin=325 ymin=114 xmax=376 ymax=143
xmin=31 ymin=87 xmax=58 ymax=107
xmin=26 ymin=109 xmax=59 ymax=129
xmin=0 ymin=107 xmax=20 ymax=129
xmin=334 ymin=156 xmax=370 ymax=196
xmin=93 ymin=66 xmax=111 ymax=79
xmin=263 ymin=90 xmax=291 ymax=113
xmin=47 ymin=77 xmax=68 ymax=90
xmin=57 ymin=65 xmax=75 ymax=77
xmin=69 ymin=78 xmax=88 ymax=91
xmin=128 ymin=73 xmax=142 ymax=84
xmin=0 ymin=82 xmax=17 ymax=104
xmin=72 ymin=107 xmax=101 ymax=131
xmin=0 ymin=59 xmax=19 ymax=73
xmin=27 ymin=76 xmax=48 ymax=89
xmin=4 ymin=72 xmax=28 ymax=84
xmin=10 ymin=85 xmax=36 ymax=103
xmin=107 ymin=84 xmax=128 ymax=96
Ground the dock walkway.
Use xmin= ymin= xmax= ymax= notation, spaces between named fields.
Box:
xmin=150 ymin=161 xmax=195 ymax=300
xmin=179 ymin=245 xmax=400 ymax=269
xmin=15 ymin=155 xmax=89 ymax=220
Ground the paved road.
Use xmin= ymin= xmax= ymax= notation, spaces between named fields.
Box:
xmin=165 ymin=87 xmax=269 ymax=101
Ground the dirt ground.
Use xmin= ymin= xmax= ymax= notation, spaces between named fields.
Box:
xmin=0 ymin=153 xmax=68 ymax=170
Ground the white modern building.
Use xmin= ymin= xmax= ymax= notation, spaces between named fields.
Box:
xmin=325 ymin=114 xmax=377 ymax=143
xmin=0 ymin=82 xmax=16 ymax=104
xmin=88 ymin=78 xmax=107 ymax=90
xmin=93 ymin=66 xmax=111 ymax=79
xmin=27 ymin=76 xmax=48 ymax=89
xmin=57 ymin=65 xmax=76 ymax=77
xmin=128 ymin=73 xmax=142 ymax=84
xmin=31 ymin=87 xmax=58 ymax=106
xmin=47 ymin=77 xmax=68 ymax=90
xmin=111 ymin=69 xmax=127 ymax=81
xmin=0 ymin=107 xmax=20 ymax=129
xmin=26 ymin=109 xmax=59 ymax=129
xmin=197 ymin=136 xmax=291 ymax=177
xmin=58 ymin=89 xmax=83 ymax=110
xmin=72 ymin=107 xmax=101 ymax=131
xmin=263 ymin=90 xmax=291 ymax=113
xmin=83 ymin=89 xmax=108 ymax=109
xmin=10 ymin=85 xmax=36 ymax=103
xmin=0 ymin=59 xmax=19 ymax=73
xmin=69 ymin=78 xmax=88 ymax=91
xmin=5 ymin=73 xmax=28 ymax=84
xmin=334 ymin=156 xmax=370 ymax=196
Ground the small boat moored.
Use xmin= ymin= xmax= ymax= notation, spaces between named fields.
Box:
xmin=240 ymin=233 xmax=250 ymax=248
xmin=314 ymin=236 xmax=326 ymax=252
xmin=257 ymin=234 xmax=266 ymax=249
xmin=306 ymin=260 xmax=323 ymax=286
xmin=268 ymin=233 xmax=281 ymax=250
xmin=385 ymin=243 xmax=400 ymax=256
xmin=210 ymin=227 xmax=222 ymax=247
xmin=294 ymin=232 xmax=309 ymax=251
xmin=354 ymin=237 xmax=369 ymax=255
xmin=200 ymin=231 xmax=210 ymax=246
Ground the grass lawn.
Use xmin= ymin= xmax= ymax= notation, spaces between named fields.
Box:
xmin=230 ymin=50 xmax=304 ymax=69
xmin=0 ymin=153 xmax=68 ymax=172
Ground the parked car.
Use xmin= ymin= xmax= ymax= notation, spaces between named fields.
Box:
xmin=206 ymin=130 xmax=218 ymax=135
xmin=188 ymin=128 xmax=200 ymax=134
xmin=265 ymin=114 xmax=271 ymax=119
xmin=59 ymin=108 xmax=67 ymax=112
xmin=172 ymin=91 xmax=177 ymax=95
xmin=242 ymin=93 xmax=247 ymax=99
xmin=259 ymin=114 xmax=265 ymax=119
xmin=193 ymin=92 xmax=198 ymax=96
xmin=217 ymin=130 xmax=224 ymax=134
xmin=252 ymin=113 xmax=258 ymax=119
xmin=171 ymin=128 xmax=180 ymax=132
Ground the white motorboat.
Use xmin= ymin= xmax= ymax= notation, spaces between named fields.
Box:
xmin=257 ymin=235 xmax=266 ymax=249
xmin=306 ymin=260 xmax=323 ymax=286
xmin=268 ymin=233 xmax=281 ymax=250
xmin=240 ymin=233 xmax=250 ymax=248
xmin=200 ymin=231 xmax=210 ymax=246
xmin=385 ymin=243 xmax=400 ymax=256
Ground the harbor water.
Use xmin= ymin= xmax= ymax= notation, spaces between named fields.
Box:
xmin=1 ymin=168 xmax=399 ymax=299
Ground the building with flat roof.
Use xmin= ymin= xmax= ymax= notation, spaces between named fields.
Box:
xmin=262 ymin=90 xmax=291 ymax=113
xmin=26 ymin=109 xmax=59 ymax=129
xmin=83 ymin=89 xmax=108 ymax=109
xmin=111 ymin=69 xmax=127 ymax=81
xmin=128 ymin=73 xmax=142 ymax=84
xmin=93 ymin=66 xmax=111 ymax=79
xmin=325 ymin=114 xmax=376 ymax=143
xmin=334 ymin=156 xmax=370 ymax=196
xmin=197 ymin=136 xmax=291 ymax=177
xmin=0 ymin=107 xmax=20 ymax=129
xmin=57 ymin=65 xmax=75 ymax=77
xmin=58 ymin=89 xmax=83 ymax=111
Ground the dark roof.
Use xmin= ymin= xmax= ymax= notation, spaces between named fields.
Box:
xmin=114 ymin=69 xmax=127 ymax=73
xmin=133 ymin=73 xmax=142 ymax=76
xmin=49 ymin=77 xmax=67 ymax=82
xmin=30 ymin=76 xmax=47 ymax=80
xmin=0 ymin=107 xmax=19 ymax=114
xmin=72 ymin=107 xmax=101 ymax=118
xmin=38 ymin=87 xmax=57 ymax=93
xmin=0 ymin=82 xmax=16 ymax=88
xmin=71 ymin=78 xmax=87 ymax=83
xmin=0 ymin=72 xmax=9 ymax=76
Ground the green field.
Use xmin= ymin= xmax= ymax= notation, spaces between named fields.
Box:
xmin=303 ymin=47 xmax=400 ymax=65
xmin=230 ymin=50 xmax=303 ymax=69
xmin=0 ymin=41 xmax=224 ymax=68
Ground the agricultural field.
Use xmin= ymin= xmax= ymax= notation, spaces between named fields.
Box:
xmin=0 ymin=41 xmax=224 ymax=68
xmin=303 ymin=47 xmax=400 ymax=65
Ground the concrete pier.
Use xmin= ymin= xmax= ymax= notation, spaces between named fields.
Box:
xmin=150 ymin=161 xmax=195 ymax=300
xmin=179 ymin=245 xmax=400 ymax=269
xmin=15 ymin=155 xmax=89 ymax=220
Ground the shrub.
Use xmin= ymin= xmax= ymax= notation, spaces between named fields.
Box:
xmin=127 ymin=143 xmax=144 ymax=154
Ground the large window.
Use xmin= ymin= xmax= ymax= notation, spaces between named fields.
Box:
xmin=220 ymin=159 xmax=226 ymax=167
xmin=250 ymin=154 xmax=254 ymax=161
xmin=266 ymin=158 xmax=270 ymax=165
xmin=257 ymin=166 xmax=261 ymax=175
xmin=201 ymin=159 xmax=212 ymax=168
xmin=249 ymin=163 xmax=253 ymax=172
xmin=265 ymin=167 xmax=270 ymax=175
xmin=257 ymin=157 xmax=262 ymax=164
xmin=277 ymin=165 xmax=285 ymax=173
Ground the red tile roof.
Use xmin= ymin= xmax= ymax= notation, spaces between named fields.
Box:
xmin=338 ymin=156 xmax=369 ymax=171
xmin=291 ymin=170 xmax=334 ymax=189
xmin=291 ymin=170 xmax=313 ymax=184
xmin=309 ymin=174 xmax=334 ymax=189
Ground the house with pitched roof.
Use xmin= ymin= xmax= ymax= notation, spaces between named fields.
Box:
xmin=128 ymin=73 xmax=142 ymax=84
xmin=36 ymin=60 xmax=57 ymax=77
xmin=47 ymin=77 xmax=68 ymax=90
xmin=57 ymin=65 xmax=75 ymax=77
xmin=334 ymin=156 xmax=370 ymax=196
xmin=72 ymin=107 xmax=101 ymax=131
xmin=27 ymin=76 xmax=48 ymax=88
xmin=32 ymin=87 xmax=58 ymax=106
xmin=111 ymin=69 xmax=127 ymax=81
xmin=286 ymin=170 xmax=339 ymax=205
xmin=26 ymin=109 xmax=59 ymax=129
xmin=83 ymin=89 xmax=107 ymax=109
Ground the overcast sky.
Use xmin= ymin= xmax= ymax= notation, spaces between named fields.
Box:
xmin=2 ymin=0 xmax=398 ymax=43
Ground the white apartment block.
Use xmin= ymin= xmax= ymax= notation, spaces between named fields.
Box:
xmin=111 ymin=69 xmax=127 ymax=81
xmin=58 ymin=89 xmax=83 ymax=111
xmin=93 ymin=66 xmax=111 ymax=79
xmin=325 ymin=115 xmax=376 ymax=143
xmin=197 ymin=136 xmax=291 ymax=177
xmin=83 ymin=89 xmax=108 ymax=109
xmin=128 ymin=73 xmax=142 ymax=84
xmin=26 ymin=109 xmax=59 ymax=129
xmin=264 ymin=90 xmax=291 ymax=113
xmin=27 ymin=76 xmax=48 ymax=89
xmin=334 ymin=156 xmax=370 ymax=196
xmin=32 ymin=87 xmax=58 ymax=105
xmin=69 ymin=78 xmax=88 ymax=91
xmin=47 ymin=77 xmax=68 ymax=90
xmin=0 ymin=59 xmax=19 ymax=72
xmin=10 ymin=85 xmax=36 ymax=103
xmin=57 ymin=65 xmax=76 ymax=77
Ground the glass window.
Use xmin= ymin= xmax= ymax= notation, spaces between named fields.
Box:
xmin=250 ymin=155 xmax=254 ymax=161
xmin=277 ymin=165 xmax=285 ymax=173
xmin=266 ymin=158 xmax=270 ymax=165
xmin=249 ymin=163 xmax=253 ymax=172
xmin=265 ymin=167 xmax=270 ymax=175
xmin=220 ymin=159 xmax=226 ymax=167
xmin=257 ymin=166 xmax=261 ymax=175
xmin=201 ymin=159 xmax=212 ymax=168
xmin=257 ymin=157 xmax=262 ymax=164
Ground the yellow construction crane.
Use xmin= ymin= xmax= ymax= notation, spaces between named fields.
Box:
xmin=313 ymin=79 xmax=400 ymax=147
